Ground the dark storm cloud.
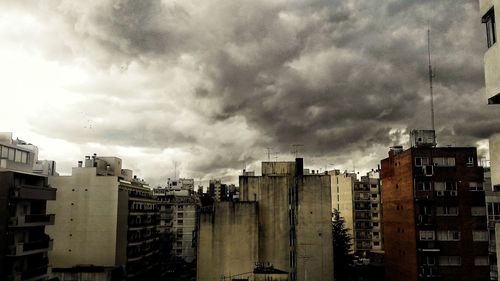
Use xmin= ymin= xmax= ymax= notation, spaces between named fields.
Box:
xmin=6 ymin=0 xmax=496 ymax=180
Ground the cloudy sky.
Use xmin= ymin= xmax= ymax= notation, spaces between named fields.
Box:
xmin=0 ymin=0 xmax=497 ymax=186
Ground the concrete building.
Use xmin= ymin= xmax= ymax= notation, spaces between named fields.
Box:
xmin=46 ymin=154 xmax=160 ymax=281
xmin=480 ymin=3 xmax=500 ymax=280
xmin=197 ymin=159 xmax=333 ymax=281
xmin=330 ymin=170 xmax=383 ymax=254
xmin=381 ymin=130 xmax=488 ymax=281
xmin=0 ymin=133 xmax=57 ymax=281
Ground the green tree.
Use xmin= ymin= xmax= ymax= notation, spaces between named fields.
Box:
xmin=332 ymin=209 xmax=352 ymax=281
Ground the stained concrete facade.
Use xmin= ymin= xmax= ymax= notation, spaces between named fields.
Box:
xmin=197 ymin=202 xmax=259 ymax=281
xmin=197 ymin=159 xmax=333 ymax=281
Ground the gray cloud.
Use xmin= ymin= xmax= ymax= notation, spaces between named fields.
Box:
xmin=4 ymin=0 xmax=497 ymax=183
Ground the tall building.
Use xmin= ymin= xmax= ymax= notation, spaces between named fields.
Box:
xmin=381 ymin=130 xmax=488 ymax=281
xmin=46 ymin=154 xmax=160 ymax=281
xmin=480 ymin=3 xmax=500 ymax=280
xmin=0 ymin=133 xmax=57 ymax=281
xmin=153 ymin=182 xmax=199 ymax=262
xmin=197 ymin=159 xmax=333 ymax=281
xmin=330 ymin=170 xmax=383 ymax=254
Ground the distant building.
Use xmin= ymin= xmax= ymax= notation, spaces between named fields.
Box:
xmin=0 ymin=133 xmax=57 ymax=281
xmin=46 ymin=154 xmax=160 ymax=281
xmin=197 ymin=159 xmax=333 ymax=281
xmin=381 ymin=130 xmax=488 ymax=281
xmin=330 ymin=170 xmax=383 ymax=254
xmin=153 ymin=182 xmax=199 ymax=263
xmin=208 ymin=179 xmax=239 ymax=202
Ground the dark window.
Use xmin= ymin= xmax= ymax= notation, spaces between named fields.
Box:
xmin=483 ymin=8 xmax=496 ymax=48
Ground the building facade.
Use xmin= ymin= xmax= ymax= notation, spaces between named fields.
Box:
xmin=0 ymin=133 xmax=57 ymax=281
xmin=198 ymin=159 xmax=333 ymax=281
xmin=381 ymin=131 xmax=488 ymax=281
xmin=330 ymin=170 xmax=383 ymax=254
xmin=153 ymin=184 xmax=199 ymax=263
xmin=46 ymin=155 xmax=160 ymax=281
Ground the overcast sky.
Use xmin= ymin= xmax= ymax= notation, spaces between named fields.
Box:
xmin=1 ymin=0 xmax=497 ymax=186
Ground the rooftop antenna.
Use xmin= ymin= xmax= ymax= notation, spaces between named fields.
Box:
xmin=266 ymin=147 xmax=272 ymax=161
xmin=427 ymin=25 xmax=436 ymax=132
xmin=292 ymin=144 xmax=304 ymax=158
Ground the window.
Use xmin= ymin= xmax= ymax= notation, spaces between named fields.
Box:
xmin=416 ymin=181 xmax=432 ymax=191
xmin=419 ymin=230 xmax=435 ymax=241
xmin=467 ymin=156 xmax=475 ymax=167
xmin=439 ymin=256 xmax=461 ymax=266
xmin=20 ymin=151 xmax=28 ymax=163
xmin=423 ymin=256 xmax=436 ymax=265
xmin=471 ymin=206 xmax=486 ymax=216
xmin=474 ymin=256 xmax=489 ymax=266
xmin=14 ymin=150 xmax=22 ymax=162
xmin=483 ymin=8 xmax=496 ymax=48
xmin=178 ymin=220 xmax=183 ymax=224
xmin=469 ymin=182 xmax=484 ymax=191
xmin=437 ymin=230 xmax=460 ymax=241
xmin=488 ymin=202 xmax=500 ymax=221
xmin=472 ymin=231 xmax=488 ymax=241
xmin=423 ymin=165 xmax=433 ymax=176
xmin=432 ymin=157 xmax=455 ymax=167
xmin=436 ymin=206 xmax=459 ymax=216
xmin=8 ymin=148 xmax=15 ymax=161
xmin=0 ymin=146 xmax=7 ymax=158
xmin=415 ymin=157 xmax=429 ymax=167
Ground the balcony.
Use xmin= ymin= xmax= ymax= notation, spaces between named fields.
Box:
xmin=9 ymin=214 xmax=55 ymax=227
xmin=11 ymin=185 xmax=56 ymax=201
xmin=7 ymin=239 xmax=53 ymax=256
xmin=417 ymin=241 xmax=440 ymax=252
xmin=489 ymin=244 xmax=497 ymax=253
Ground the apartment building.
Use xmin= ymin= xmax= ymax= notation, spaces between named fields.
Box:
xmin=381 ymin=130 xmax=488 ymax=281
xmin=0 ymin=133 xmax=57 ymax=281
xmin=46 ymin=155 xmax=160 ymax=281
xmin=330 ymin=170 xmax=383 ymax=254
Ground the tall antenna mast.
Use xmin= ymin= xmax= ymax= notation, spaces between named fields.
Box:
xmin=427 ymin=27 xmax=435 ymax=131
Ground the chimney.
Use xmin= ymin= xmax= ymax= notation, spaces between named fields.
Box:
xmin=295 ymin=158 xmax=303 ymax=176
xmin=78 ymin=161 xmax=83 ymax=168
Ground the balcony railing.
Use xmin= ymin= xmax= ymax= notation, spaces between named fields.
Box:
xmin=7 ymin=239 xmax=53 ymax=256
xmin=9 ymin=214 xmax=55 ymax=227
xmin=11 ymin=185 xmax=56 ymax=201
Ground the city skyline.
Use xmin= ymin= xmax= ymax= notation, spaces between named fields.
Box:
xmin=1 ymin=0 xmax=497 ymax=186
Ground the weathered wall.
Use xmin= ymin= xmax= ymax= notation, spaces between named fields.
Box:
xmin=381 ymin=150 xmax=418 ymax=281
xmin=330 ymin=173 xmax=354 ymax=239
xmin=296 ymin=175 xmax=334 ymax=281
xmin=197 ymin=202 xmax=259 ymax=281
xmin=491 ymin=134 xmax=500 ymax=189
xmin=47 ymin=167 xmax=120 ymax=267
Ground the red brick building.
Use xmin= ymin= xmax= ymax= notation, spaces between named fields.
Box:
xmin=381 ymin=131 xmax=489 ymax=281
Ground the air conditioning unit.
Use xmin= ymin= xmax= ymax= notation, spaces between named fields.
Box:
xmin=436 ymin=191 xmax=444 ymax=196
xmin=450 ymin=191 xmax=458 ymax=196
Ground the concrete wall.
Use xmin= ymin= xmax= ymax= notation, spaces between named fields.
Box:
xmin=197 ymin=202 xmax=259 ymax=281
xmin=262 ymin=162 xmax=296 ymax=176
xmin=296 ymin=175 xmax=334 ymax=281
xmin=330 ymin=172 xmax=354 ymax=239
xmin=491 ymin=134 xmax=500 ymax=189
xmin=47 ymin=167 xmax=120 ymax=267
xmin=480 ymin=0 xmax=500 ymax=103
